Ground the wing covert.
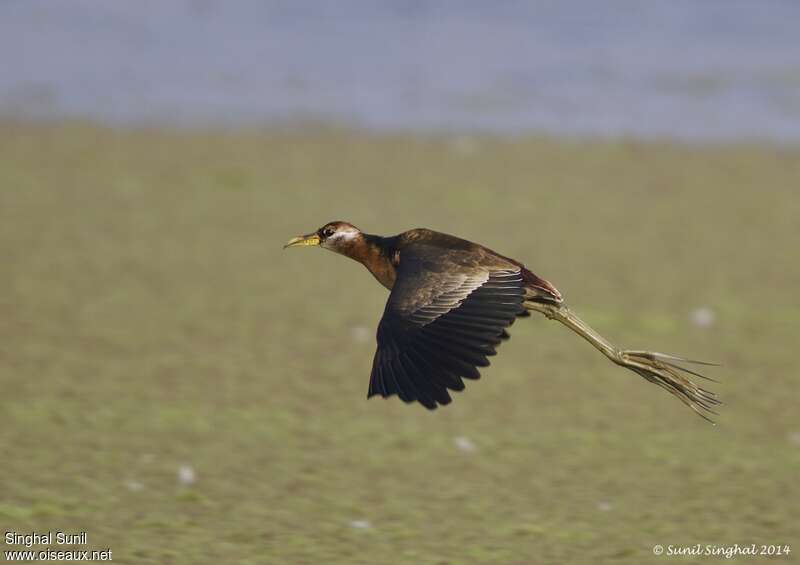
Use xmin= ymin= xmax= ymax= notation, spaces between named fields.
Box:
xmin=368 ymin=247 xmax=526 ymax=408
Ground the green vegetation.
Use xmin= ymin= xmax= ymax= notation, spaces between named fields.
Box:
xmin=1 ymin=122 xmax=798 ymax=564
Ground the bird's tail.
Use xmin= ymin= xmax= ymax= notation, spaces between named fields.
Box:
xmin=524 ymin=300 xmax=721 ymax=422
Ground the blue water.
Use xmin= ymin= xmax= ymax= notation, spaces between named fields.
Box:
xmin=2 ymin=0 xmax=799 ymax=142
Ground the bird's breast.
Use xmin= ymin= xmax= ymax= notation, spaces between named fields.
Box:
xmin=365 ymin=255 xmax=397 ymax=290
xmin=342 ymin=235 xmax=399 ymax=290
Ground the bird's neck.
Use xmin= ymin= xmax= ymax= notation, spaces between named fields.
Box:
xmin=340 ymin=234 xmax=397 ymax=290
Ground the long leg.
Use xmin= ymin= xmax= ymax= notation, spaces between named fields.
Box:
xmin=525 ymin=301 xmax=721 ymax=422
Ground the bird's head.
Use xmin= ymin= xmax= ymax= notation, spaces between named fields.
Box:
xmin=284 ymin=221 xmax=364 ymax=255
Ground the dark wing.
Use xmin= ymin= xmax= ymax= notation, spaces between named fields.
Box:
xmin=368 ymin=246 xmax=526 ymax=409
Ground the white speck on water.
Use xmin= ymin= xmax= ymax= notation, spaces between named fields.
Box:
xmin=454 ymin=436 xmax=477 ymax=452
xmin=178 ymin=465 xmax=196 ymax=485
xmin=351 ymin=325 xmax=371 ymax=343
xmin=690 ymin=307 xmax=716 ymax=328
xmin=596 ymin=501 xmax=613 ymax=512
xmin=788 ymin=431 xmax=800 ymax=446
xmin=450 ymin=135 xmax=479 ymax=156
xmin=349 ymin=519 xmax=371 ymax=530
xmin=125 ymin=480 xmax=144 ymax=492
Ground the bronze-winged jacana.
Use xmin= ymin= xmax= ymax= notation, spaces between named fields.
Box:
xmin=285 ymin=222 xmax=720 ymax=421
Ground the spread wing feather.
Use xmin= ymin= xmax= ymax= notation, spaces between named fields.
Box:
xmin=368 ymin=247 xmax=526 ymax=409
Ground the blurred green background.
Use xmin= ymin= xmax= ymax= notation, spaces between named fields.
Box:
xmin=1 ymin=122 xmax=798 ymax=563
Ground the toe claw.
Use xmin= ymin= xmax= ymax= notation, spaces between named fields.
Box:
xmin=620 ymin=350 xmax=720 ymax=422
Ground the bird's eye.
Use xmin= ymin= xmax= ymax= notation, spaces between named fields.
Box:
xmin=323 ymin=227 xmax=336 ymax=238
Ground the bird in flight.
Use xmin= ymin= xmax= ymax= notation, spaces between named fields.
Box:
xmin=285 ymin=222 xmax=720 ymax=421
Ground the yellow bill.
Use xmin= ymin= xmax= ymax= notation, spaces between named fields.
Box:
xmin=284 ymin=233 xmax=321 ymax=249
